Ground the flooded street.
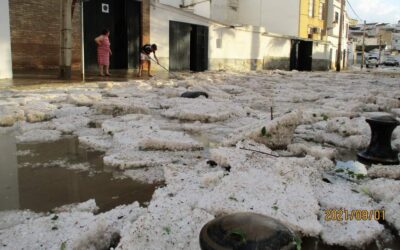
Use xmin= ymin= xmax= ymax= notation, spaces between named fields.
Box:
xmin=0 ymin=134 xmax=160 ymax=213
xmin=0 ymin=70 xmax=399 ymax=249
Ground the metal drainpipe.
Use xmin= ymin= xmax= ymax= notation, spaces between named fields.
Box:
xmin=81 ymin=1 xmax=85 ymax=82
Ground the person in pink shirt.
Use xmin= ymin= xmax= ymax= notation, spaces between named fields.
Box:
xmin=95 ymin=29 xmax=112 ymax=76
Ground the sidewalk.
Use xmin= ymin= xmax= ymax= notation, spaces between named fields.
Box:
xmin=0 ymin=69 xmax=170 ymax=88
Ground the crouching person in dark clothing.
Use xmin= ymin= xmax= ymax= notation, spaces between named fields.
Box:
xmin=137 ymin=44 xmax=159 ymax=77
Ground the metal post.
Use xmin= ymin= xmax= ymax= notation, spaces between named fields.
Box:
xmin=361 ymin=20 xmax=366 ymax=69
xmin=378 ymin=34 xmax=382 ymax=64
xmin=336 ymin=0 xmax=345 ymax=72
xmin=81 ymin=1 xmax=85 ymax=82
xmin=60 ymin=0 xmax=73 ymax=80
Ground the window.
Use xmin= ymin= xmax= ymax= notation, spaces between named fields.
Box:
xmin=334 ymin=11 xmax=339 ymax=23
xmin=308 ymin=0 xmax=315 ymax=17
xmin=319 ymin=2 xmax=325 ymax=20
xmin=308 ymin=27 xmax=314 ymax=39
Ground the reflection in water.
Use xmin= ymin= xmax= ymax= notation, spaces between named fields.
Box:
xmin=0 ymin=135 xmax=160 ymax=213
xmin=16 ymin=167 xmax=157 ymax=213
xmin=335 ymin=148 xmax=358 ymax=162
xmin=0 ymin=134 xmax=19 ymax=210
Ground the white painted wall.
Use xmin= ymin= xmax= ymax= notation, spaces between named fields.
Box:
xmin=193 ymin=1 xmax=210 ymax=18
xmin=150 ymin=3 xmax=292 ymax=70
xmin=209 ymin=26 xmax=292 ymax=60
xmin=0 ymin=0 xmax=13 ymax=79
xmin=236 ymin=0 xmax=260 ymax=26
xmin=238 ymin=0 xmax=299 ymax=36
xmin=392 ymin=33 xmax=400 ymax=50
xmin=210 ymin=0 xmax=239 ymax=25
xmin=159 ymin=0 xmax=210 ymax=18
xmin=159 ymin=0 xmax=181 ymax=9
xmin=161 ymin=0 xmax=299 ymax=37
xmin=313 ymin=42 xmax=330 ymax=60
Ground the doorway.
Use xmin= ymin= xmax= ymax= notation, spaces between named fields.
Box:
xmin=342 ymin=49 xmax=346 ymax=69
xmin=169 ymin=21 xmax=208 ymax=71
xmin=290 ymin=39 xmax=313 ymax=71
xmin=83 ymin=0 xmax=141 ymax=72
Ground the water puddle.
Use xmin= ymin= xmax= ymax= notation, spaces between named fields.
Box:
xmin=335 ymin=148 xmax=359 ymax=162
xmin=0 ymin=134 xmax=160 ymax=213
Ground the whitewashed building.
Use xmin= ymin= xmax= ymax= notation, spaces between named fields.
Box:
xmin=326 ymin=0 xmax=349 ymax=69
xmin=393 ymin=33 xmax=400 ymax=51
xmin=159 ymin=0 xmax=211 ymax=18
xmin=152 ymin=2 xmax=295 ymax=71
xmin=160 ymin=0 xmax=300 ymax=37
xmin=0 ymin=0 xmax=13 ymax=79
xmin=216 ymin=0 xmax=300 ymax=37
xmin=154 ymin=0 xmax=331 ymax=71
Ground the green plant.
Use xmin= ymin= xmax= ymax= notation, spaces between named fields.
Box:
xmin=229 ymin=196 xmax=238 ymax=202
xmin=60 ymin=242 xmax=66 ymax=250
xmin=261 ymin=126 xmax=271 ymax=138
xmin=261 ymin=126 xmax=267 ymax=136
xmin=355 ymin=173 xmax=365 ymax=180
xmin=360 ymin=187 xmax=371 ymax=196
xmin=163 ymin=226 xmax=171 ymax=235
xmin=293 ymin=236 xmax=302 ymax=250
xmin=336 ymin=168 xmax=366 ymax=180
xmin=227 ymin=228 xmax=247 ymax=244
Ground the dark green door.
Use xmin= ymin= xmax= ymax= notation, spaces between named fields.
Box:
xmin=290 ymin=40 xmax=313 ymax=71
xmin=83 ymin=0 xmax=141 ymax=71
xmin=190 ymin=25 xmax=208 ymax=72
xmin=169 ymin=21 xmax=191 ymax=71
xmin=126 ymin=0 xmax=141 ymax=69
xmin=298 ymin=41 xmax=313 ymax=71
xmin=169 ymin=21 xmax=209 ymax=71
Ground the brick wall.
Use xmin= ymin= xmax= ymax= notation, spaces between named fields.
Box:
xmin=9 ymin=0 xmax=81 ymax=70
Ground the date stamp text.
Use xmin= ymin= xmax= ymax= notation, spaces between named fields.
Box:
xmin=324 ymin=209 xmax=385 ymax=221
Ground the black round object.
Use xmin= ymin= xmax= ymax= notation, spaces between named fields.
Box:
xmin=357 ymin=116 xmax=400 ymax=165
xmin=199 ymin=213 xmax=296 ymax=250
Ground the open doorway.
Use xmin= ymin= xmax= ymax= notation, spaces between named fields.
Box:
xmin=290 ymin=39 xmax=313 ymax=71
xmin=169 ymin=21 xmax=208 ymax=72
xmin=83 ymin=0 xmax=141 ymax=72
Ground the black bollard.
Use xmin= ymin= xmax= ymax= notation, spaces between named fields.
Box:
xmin=357 ymin=115 xmax=400 ymax=165
xmin=199 ymin=213 xmax=296 ymax=250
